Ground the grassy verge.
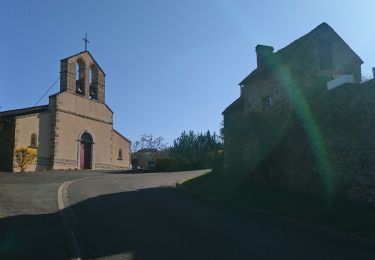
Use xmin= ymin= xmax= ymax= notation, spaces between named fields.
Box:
xmin=181 ymin=171 xmax=375 ymax=239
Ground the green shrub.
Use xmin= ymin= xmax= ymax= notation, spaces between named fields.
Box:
xmin=155 ymin=157 xmax=178 ymax=172
xmin=208 ymin=149 xmax=224 ymax=173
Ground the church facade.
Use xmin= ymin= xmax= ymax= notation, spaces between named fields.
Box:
xmin=0 ymin=51 xmax=131 ymax=172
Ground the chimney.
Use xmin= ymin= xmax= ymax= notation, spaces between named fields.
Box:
xmin=255 ymin=45 xmax=274 ymax=69
xmin=372 ymin=67 xmax=375 ymax=78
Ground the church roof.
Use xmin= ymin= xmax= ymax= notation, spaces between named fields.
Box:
xmin=239 ymin=22 xmax=363 ymax=86
xmin=0 ymin=105 xmax=48 ymax=118
xmin=113 ymin=129 xmax=131 ymax=143
xmin=61 ymin=51 xmax=106 ymax=76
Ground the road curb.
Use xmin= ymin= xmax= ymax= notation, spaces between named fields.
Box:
xmin=57 ymin=177 xmax=96 ymax=260
xmin=175 ymin=170 xmax=210 ymax=188
xmin=176 ymin=174 xmax=375 ymax=249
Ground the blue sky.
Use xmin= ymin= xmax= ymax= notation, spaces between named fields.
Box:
xmin=0 ymin=0 xmax=374 ymax=144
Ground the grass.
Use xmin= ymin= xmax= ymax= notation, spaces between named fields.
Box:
xmin=182 ymin=171 xmax=375 ymax=239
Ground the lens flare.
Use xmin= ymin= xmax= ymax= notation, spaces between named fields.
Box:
xmin=272 ymin=60 xmax=333 ymax=204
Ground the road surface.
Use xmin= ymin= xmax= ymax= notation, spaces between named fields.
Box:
xmin=0 ymin=170 xmax=375 ymax=259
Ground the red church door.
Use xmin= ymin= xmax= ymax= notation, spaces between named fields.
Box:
xmin=80 ymin=142 xmax=92 ymax=169
xmin=79 ymin=132 xmax=93 ymax=169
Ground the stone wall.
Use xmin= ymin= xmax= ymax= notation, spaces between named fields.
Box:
xmin=225 ymin=80 xmax=375 ymax=203
xmin=278 ymin=24 xmax=362 ymax=83
xmin=0 ymin=117 xmax=16 ymax=172
xmin=224 ymin=24 xmax=364 ymax=197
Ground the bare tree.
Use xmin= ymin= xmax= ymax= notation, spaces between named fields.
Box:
xmin=132 ymin=134 xmax=168 ymax=169
xmin=132 ymin=134 xmax=167 ymax=153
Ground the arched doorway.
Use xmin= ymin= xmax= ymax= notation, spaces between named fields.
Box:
xmin=79 ymin=132 xmax=93 ymax=169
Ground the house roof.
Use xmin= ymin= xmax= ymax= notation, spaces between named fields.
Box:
xmin=239 ymin=22 xmax=364 ymax=86
xmin=0 ymin=105 xmax=49 ymax=118
xmin=61 ymin=51 xmax=106 ymax=76
xmin=222 ymin=97 xmax=244 ymax=115
xmin=278 ymin=22 xmax=363 ymax=63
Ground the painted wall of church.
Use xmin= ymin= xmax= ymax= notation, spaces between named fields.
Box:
xmin=50 ymin=91 xmax=115 ymax=169
xmin=13 ymin=112 xmax=51 ymax=172
xmin=52 ymin=111 xmax=113 ymax=170
xmin=111 ymin=130 xmax=131 ymax=169
xmin=54 ymin=92 xmax=112 ymax=123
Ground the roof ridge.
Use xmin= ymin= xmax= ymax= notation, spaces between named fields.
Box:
xmin=0 ymin=105 xmax=49 ymax=117
xmin=276 ymin=22 xmax=332 ymax=54
xmin=113 ymin=128 xmax=131 ymax=143
xmin=276 ymin=22 xmax=363 ymax=63
xmin=60 ymin=51 xmax=106 ymax=75
xmin=238 ymin=22 xmax=363 ymax=86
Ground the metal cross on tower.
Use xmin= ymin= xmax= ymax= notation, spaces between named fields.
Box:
xmin=83 ymin=33 xmax=89 ymax=51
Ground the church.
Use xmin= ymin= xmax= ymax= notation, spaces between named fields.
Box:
xmin=0 ymin=49 xmax=131 ymax=172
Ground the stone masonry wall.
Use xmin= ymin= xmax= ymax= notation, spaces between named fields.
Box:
xmin=226 ymin=81 xmax=375 ymax=203
xmin=0 ymin=117 xmax=16 ymax=172
xmin=224 ymin=23 xmax=368 ymax=201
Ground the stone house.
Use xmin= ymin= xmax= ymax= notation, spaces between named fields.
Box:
xmin=223 ymin=23 xmax=375 ymax=201
xmin=0 ymin=51 xmax=131 ymax=172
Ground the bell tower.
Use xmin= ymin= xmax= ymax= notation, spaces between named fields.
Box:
xmin=59 ymin=51 xmax=106 ymax=103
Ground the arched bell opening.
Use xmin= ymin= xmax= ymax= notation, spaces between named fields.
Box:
xmin=89 ymin=64 xmax=99 ymax=100
xmin=75 ymin=58 xmax=86 ymax=95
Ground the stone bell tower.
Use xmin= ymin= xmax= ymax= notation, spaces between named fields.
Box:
xmin=59 ymin=51 xmax=106 ymax=103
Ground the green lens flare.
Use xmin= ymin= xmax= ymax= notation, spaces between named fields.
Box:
xmin=273 ymin=61 xmax=333 ymax=204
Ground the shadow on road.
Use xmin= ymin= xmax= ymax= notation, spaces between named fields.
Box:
xmin=1 ymin=187 xmax=375 ymax=259
xmin=71 ymin=187 xmax=244 ymax=260
xmin=0 ymin=211 xmax=68 ymax=259
xmin=1 ymin=187 xmax=242 ymax=260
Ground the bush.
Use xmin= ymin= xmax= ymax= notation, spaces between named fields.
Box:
xmin=207 ymin=149 xmax=224 ymax=173
xmin=171 ymin=130 xmax=222 ymax=170
xmin=155 ymin=157 xmax=178 ymax=172
xmin=15 ymin=147 xmax=37 ymax=172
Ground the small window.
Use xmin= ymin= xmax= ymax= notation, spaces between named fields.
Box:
xmin=263 ymin=96 xmax=272 ymax=109
xmin=30 ymin=133 xmax=37 ymax=147
xmin=118 ymin=149 xmax=123 ymax=160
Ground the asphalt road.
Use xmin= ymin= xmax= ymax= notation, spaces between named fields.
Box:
xmin=1 ymin=170 xmax=375 ymax=260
